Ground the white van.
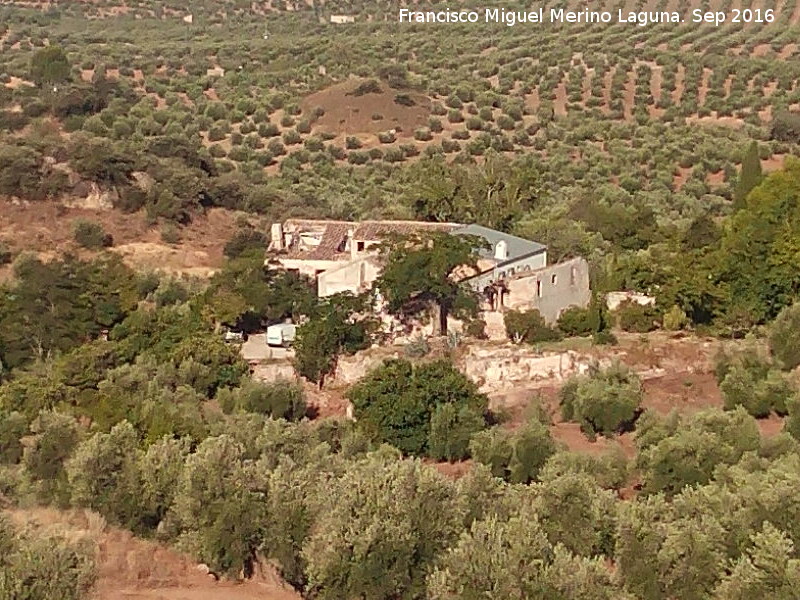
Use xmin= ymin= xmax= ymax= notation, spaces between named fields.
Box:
xmin=266 ymin=323 xmax=297 ymax=347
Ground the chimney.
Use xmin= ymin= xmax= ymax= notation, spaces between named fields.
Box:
xmin=270 ymin=223 xmax=283 ymax=251
xmin=494 ymin=240 xmax=508 ymax=260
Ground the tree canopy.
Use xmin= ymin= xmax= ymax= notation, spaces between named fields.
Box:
xmin=374 ymin=232 xmax=486 ymax=335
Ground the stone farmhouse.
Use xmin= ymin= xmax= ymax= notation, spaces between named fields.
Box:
xmin=267 ymin=219 xmax=590 ymax=325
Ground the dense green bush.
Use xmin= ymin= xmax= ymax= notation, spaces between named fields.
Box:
xmin=560 ymin=363 xmax=643 ymax=438
xmin=615 ymin=300 xmax=659 ymax=333
xmin=428 ymin=403 xmax=485 ymax=462
xmin=223 ymin=228 xmax=267 ymax=258
xmin=557 ymin=306 xmax=594 ymax=336
xmin=469 ymin=418 xmax=557 ymax=483
xmin=348 ymin=359 xmax=487 ymax=456
xmin=504 ymin=309 xmax=561 ymax=344
xmin=769 ymin=303 xmax=800 ymax=370
xmin=635 ymin=407 xmax=761 ymax=496
xmin=72 ymin=219 xmax=113 ymax=249
xmin=218 ymin=378 xmax=306 ymax=420
xmin=0 ymin=513 xmax=96 ymax=600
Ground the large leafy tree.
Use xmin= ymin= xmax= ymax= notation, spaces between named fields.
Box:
xmin=294 ymin=293 xmax=376 ymax=387
xmin=375 ymin=232 xmax=486 ymax=335
xmin=303 ymin=457 xmax=461 ymax=600
xmin=733 ymin=141 xmax=763 ymax=210
xmin=0 ymin=254 xmax=138 ymax=370
xmin=348 ymin=359 xmax=487 ymax=456
xmin=402 ymin=152 xmax=542 ymax=231
xmin=202 ymin=250 xmax=316 ymax=329
xmin=717 ymin=158 xmax=800 ymax=323
xmin=428 ymin=514 xmax=624 ymax=599
xmin=30 ymin=46 xmax=71 ymax=87
xmin=713 ymin=524 xmax=800 ymax=600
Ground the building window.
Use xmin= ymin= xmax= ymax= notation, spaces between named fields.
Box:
xmin=570 ymin=267 xmax=577 ymax=285
xmin=551 ymin=274 xmax=557 ymax=285
xmin=357 ymin=241 xmax=365 ymax=251
xmin=536 ymin=280 xmax=542 ymax=298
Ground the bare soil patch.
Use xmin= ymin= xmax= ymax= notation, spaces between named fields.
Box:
xmin=0 ymin=200 xmax=239 ymax=275
xmin=300 ymin=79 xmax=432 ymax=139
xmin=554 ymin=80 xmax=568 ymax=117
xmin=622 ymin=70 xmax=635 ymax=121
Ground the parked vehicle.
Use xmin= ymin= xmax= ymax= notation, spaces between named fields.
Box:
xmin=266 ymin=323 xmax=297 ymax=347
xmin=223 ymin=328 xmax=248 ymax=343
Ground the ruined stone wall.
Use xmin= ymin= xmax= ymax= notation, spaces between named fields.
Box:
xmin=459 ymin=346 xmax=591 ymax=392
xmin=506 ymin=257 xmax=591 ymax=323
xmin=317 ymin=256 xmax=381 ymax=297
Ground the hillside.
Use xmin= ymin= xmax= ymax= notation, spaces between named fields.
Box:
xmin=2 ymin=0 xmax=800 ymax=207
xmin=4 ymin=507 xmax=301 ymax=600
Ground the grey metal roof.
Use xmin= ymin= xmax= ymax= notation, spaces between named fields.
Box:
xmin=450 ymin=224 xmax=546 ymax=265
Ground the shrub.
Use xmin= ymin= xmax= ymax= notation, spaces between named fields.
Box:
xmin=0 ymin=514 xmax=96 ymax=600
xmin=223 ymin=228 xmax=267 ymax=258
xmin=414 ymin=128 xmax=433 ymax=141
xmin=377 ymin=131 xmax=396 ymax=144
xmin=327 ymin=145 xmax=346 ymax=160
xmin=465 ymin=318 xmax=487 ymax=339
xmin=403 ymin=334 xmax=430 ymax=358
xmin=447 ymin=109 xmax=464 ymax=123
xmin=258 ymin=122 xmax=279 ymax=137
xmin=383 ymin=147 xmax=405 ymax=163
xmin=0 ymin=411 xmax=26 ymax=465
xmin=466 ymin=116 xmax=483 ymax=131
xmin=557 ymin=306 xmax=594 ymax=337
xmin=160 ymin=223 xmax=181 ymax=244
xmin=304 ymin=137 xmax=324 ymax=152
xmin=662 ymin=305 xmax=689 ymax=331
xmin=208 ymin=144 xmax=226 ymax=158
xmin=615 ymin=300 xmax=659 ymax=333
xmin=218 ymin=379 xmax=306 ymax=420
xmin=348 ymin=359 xmax=487 ymax=456
xmin=345 ymin=136 xmax=362 ymax=150
xmin=787 ymin=397 xmax=800 ymax=441
xmin=394 ymin=94 xmax=416 ymax=107
xmin=560 ymin=363 xmax=643 ymax=438
xmin=208 ymin=125 xmax=227 ymax=142
xmin=720 ymin=364 xmax=795 ymax=418
xmin=349 ymin=79 xmax=381 ymax=96
xmin=73 ymin=220 xmax=113 ymax=249
xmin=504 ymin=309 xmax=561 ymax=344
xmin=348 ymin=151 xmax=369 ymax=165
xmin=267 ymin=139 xmax=286 ymax=156
xmin=282 ymin=130 xmax=302 ymax=145
xmin=428 ymin=403 xmax=485 ymax=461
xmin=769 ymin=303 xmax=800 ymax=370
xmin=469 ymin=419 xmax=556 ymax=483
xmin=0 ymin=242 xmax=13 ymax=265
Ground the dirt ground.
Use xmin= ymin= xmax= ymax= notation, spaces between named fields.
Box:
xmin=0 ymin=199 xmax=244 ymax=277
xmin=300 ymin=78 xmax=432 ymax=142
xmin=6 ymin=507 xmax=301 ymax=600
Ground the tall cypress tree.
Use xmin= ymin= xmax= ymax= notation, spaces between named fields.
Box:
xmin=733 ymin=141 xmax=763 ymax=210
